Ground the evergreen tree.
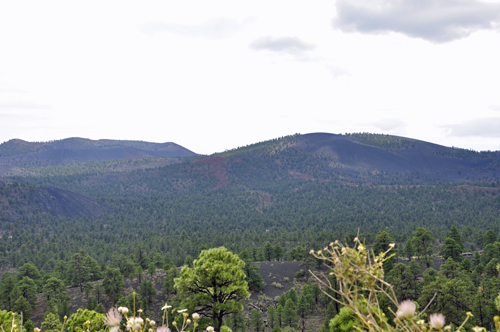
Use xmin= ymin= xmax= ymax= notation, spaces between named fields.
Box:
xmin=404 ymin=238 xmax=415 ymax=261
xmin=139 ymin=280 xmax=156 ymax=303
xmin=483 ymin=230 xmax=497 ymax=246
xmin=412 ymin=227 xmax=434 ymax=268
xmin=41 ymin=312 xmax=62 ymax=332
xmin=24 ymin=319 xmax=34 ymax=332
xmin=249 ymin=309 xmax=264 ymax=332
xmin=184 ymin=255 xmax=193 ymax=268
xmin=418 ymin=275 xmax=474 ymax=327
xmin=12 ymin=295 xmax=32 ymax=320
xmin=448 ymin=226 xmax=464 ymax=253
xmin=86 ymin=297 xmax=97 ymax=311
xmin=93 ymin=284 xmax=104 ymax=303
xmin=42 ymin=277 xmax=69 ymax=304
xmin=148 ymin=262 xmax=156 ymax=278
xmin=174 ymin=247 xmax=250 ymax=332
xmin=134 ymin=246 xmax=149 ymax=269
xmin=276 ymin=304 xmax=283 ymax=327
xmin=95 ymin=303 xmax=105 ymax=314
xmin=273 ymin=244 xmax=284 ymax=261
xmin=282 ymin=299 xmax=297 ymax=327
xmin=440 ymin=238 xmax=463 ymax=262
xmin=267 ymin=306 xmax=276 ymax=330
xmin=226 ymin=311 xmax=246 ymax=332
xmin=0 ymin=272 xmax=16 ymax=310
xmin=163 ymin=266 xmax=179 ymax=294
xmin=69 ymin=250 xmax=90 ymax=292
xmin=102 ymin=268 xmax=124 ymax=304
xmin=321 ymin=302 xmax=337 ymax=332
xmin=264 ymin=242 xmax=274 ymax=261
xmin=11 ymin=277 xmax=37 ymax=308
xmin=17 ymin=263 xmax=42 ymax=291
xmin=135 ymin=266 xmax=144 ymax=284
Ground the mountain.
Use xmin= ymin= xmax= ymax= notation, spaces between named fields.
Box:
xmin=0 ymin=137 xmax=197 ymax=166
xmin=294 ymin=133 xmax=500 ymax=182
xmin=1 ymin=132 xmax=500 ymax=267
xmin=0 ymin=182 xmax=106 ymax=221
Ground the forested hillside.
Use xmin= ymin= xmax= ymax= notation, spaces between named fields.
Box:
xmin=1 ymin=133 xmax=499 ymax=268
xmin=1 ymin=133 xmax=500 ymax=331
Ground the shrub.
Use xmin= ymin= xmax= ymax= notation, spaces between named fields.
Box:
xmin=311 ymin=239 xmax=496 ymax=332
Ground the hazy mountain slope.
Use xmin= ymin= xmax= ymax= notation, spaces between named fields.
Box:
xmin=1 ymin=133 xmax=500 ymax=268
xmin=0 ymin=137 xmax=197 ymax=166
xmin=295 ymin=133 xmax=500 ymax=181
xmin=0 ymin=182 xmax=106 ymax=221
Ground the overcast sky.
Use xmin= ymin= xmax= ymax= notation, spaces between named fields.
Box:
xmin=1 ymin=1 xmax=500 ymax=154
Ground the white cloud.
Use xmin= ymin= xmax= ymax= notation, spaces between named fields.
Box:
xmin=489 ymin=105 xmax=500 ymax=111
xmin=327 ymin=65 xmax=351 ymax=79
xmin=0 ymin=101 xmax=51 ymax=110
xmin=249 ymin=36 xmax=316 ymax=55
xmin=444 ymin=118 xmax=500 ymax=137
xmin=333 ymin=0 xmax=500 ymax=42
xmin=140 ymin=17 xmax=243 ymax=39
xmin=372 ymin=118 xmax=406 ymax=131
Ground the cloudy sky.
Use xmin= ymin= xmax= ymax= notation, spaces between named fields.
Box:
xmin=1 ymin=1 xmax=500 ymax=154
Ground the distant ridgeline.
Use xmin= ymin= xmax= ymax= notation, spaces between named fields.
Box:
xmin=348 ymin=133 xmax=417 ymax=150
xmin=347 ymin=132 xmax=496 ymax=159
xmin=0 ymin=137 xmax=197 ymax=166
xmin=0 ymin=133 xmax=499 ymax=269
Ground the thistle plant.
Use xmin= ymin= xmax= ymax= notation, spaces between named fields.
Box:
xmin=100 ymin=296 xmax=203 ymax=332
xmin=311 ymin=238 xmax=500 ymax=332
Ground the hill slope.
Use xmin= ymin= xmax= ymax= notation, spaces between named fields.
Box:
xmin=0 ymin=182 xmax=106 ymax=221
xmin=0 ymin=137 xmax=197 ymax=166
xmin=1 ymin=133 xmax=500 ymax=268
xmin=294 ymin=133 xmax=500 ymax=181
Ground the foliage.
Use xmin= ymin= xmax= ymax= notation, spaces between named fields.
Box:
xmin=65 ymin=309 xmax=106 ymax=332
xmin=102 ymin=268 xmax=125 ymax=304
xmin=139 ymin=280 xmax=156 ymax=303
xmin=174 ymin=247 xmax=250 ymax=332
xmin=249 ymin=309 xmax=264 ymax=332
xmin=11 ymin=295 xmax=32 ymax=320
xmin=0 ymin=310 xmax=21 ymax=332
xmin=41 ymin=312 xmax=63 ymax=332
xmin=312 ymin=238 xmax=494 ymax=332
xmin=412 ymin=228 xmax=434 ymax=268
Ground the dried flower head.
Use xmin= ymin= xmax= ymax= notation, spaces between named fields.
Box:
xmin=396 ymin=300 xmax=416 ymax=319
xmin=118 ymin=307 xmax=129 ymax=315
xmin=207 ymin=327 xmax=214 ymax=332
xmin=192 ymin=313 xmax=200 ymax=320
xmin=429 ymin=313 xmax=445 ymax=330
xmin=156 ymin=326 xmax=170 ymax=332
xmin=104 ymin=307 xmax=122 ymax=332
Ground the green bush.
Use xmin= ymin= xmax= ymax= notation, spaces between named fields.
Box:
xmin=65 ymin=309 xmax=106 ymax=332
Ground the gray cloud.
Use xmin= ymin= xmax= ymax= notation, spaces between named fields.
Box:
xmin=333 ymin=0 xmax=500 ymax=43
xmin=249 ymin=36 xmax=316 ymax=55
xmin=373 ymin=118 xmax=406 ymax=131
xmin=140 ymin=18 xmax=242 ymax=39
xmin=445 ymin=118 xmax=500 ymax=137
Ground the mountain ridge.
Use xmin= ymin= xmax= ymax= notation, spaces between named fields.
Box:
xmin=0 ymin=137 xmax=197 ymax=161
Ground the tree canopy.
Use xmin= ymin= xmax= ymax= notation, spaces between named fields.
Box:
xmin=174 ymin=247 xmax=250 ymax=332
